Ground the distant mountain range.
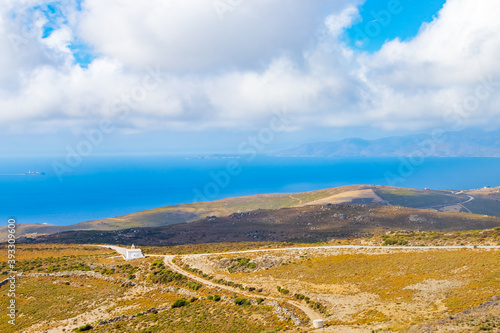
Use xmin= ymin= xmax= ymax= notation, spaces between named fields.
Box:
xmin=274 ymin=130 xmax=500 ymax=157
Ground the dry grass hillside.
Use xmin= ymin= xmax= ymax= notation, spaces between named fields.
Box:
xmin=0 ymin=244 xmax=291 ymax=333
xmin=4 ymin=185 xmax=500 ymax=241
xmin=1 ymin=231 xmax=499 ymax=332
xmin=180 ymin=246 xmax=500 ymax=332
xmin=27 ymin=204 xmax=500 ymax=246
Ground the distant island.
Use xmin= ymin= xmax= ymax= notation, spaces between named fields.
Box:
xmin=186 ymin=154 xmax=241 ymax=160
xmin=273 ymin=130 xmax=500 ymax=157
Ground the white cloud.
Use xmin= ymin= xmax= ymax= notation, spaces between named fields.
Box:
xmin=78 ymin=0 xmax=341 ymax=72
xmin=357 ymin=0 xmax=500 ymax=129
xmin=1 ymin=0 xmax=500 ymax=138
xmin=325 ymin=5 xmax=360 ymax=38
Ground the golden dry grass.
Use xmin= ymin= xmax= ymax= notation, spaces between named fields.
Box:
xmin=207 ymin=248 xmax=499 ymax=331
xmin=0 ymin=244 xmax=112 ymax=261
xmin=91 ymin=300 xmax=285 ymax=333
xmin=0 ymin=276 xmax=125 ymax=332
xmin=0 ymin=244 xmax=287 ymax=333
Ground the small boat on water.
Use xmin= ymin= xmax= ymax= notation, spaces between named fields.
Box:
xmin=25 ymin=171 xmax=45 ymax=176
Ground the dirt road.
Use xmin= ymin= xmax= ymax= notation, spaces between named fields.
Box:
xmin=162 ymin=255 xmax=323 ymax=322
xmin=99 ymin=245 xmax=323 ymax=326
xmin=99 ymin=243 xmax=500 ymax=328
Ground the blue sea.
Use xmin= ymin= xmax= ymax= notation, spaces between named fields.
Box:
xmin=1 ymin=155 xmax=500 ymax=226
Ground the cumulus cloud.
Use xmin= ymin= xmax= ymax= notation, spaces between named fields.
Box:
xmin=78 ymin=0 xmax=344 ymax=72
xmin=1 ymin=0 xmax=500 ymax=137
xmin=325 ymin=5 xmax=360 ymax=38
xmin=358 ymin=0 xmax=500 ymax=129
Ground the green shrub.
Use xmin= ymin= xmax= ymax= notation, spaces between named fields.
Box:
xmin=310 ymin=301 xmax=327 ymax=313
xmin=187 ymin=282 xmax=202 ymax=291
xmin=149 ymin=269 xmax=186 ymax=284
xmin=294 ymin=293 xmax=306 ymax=300
xmin=277 ymin=286 xmax=289 ymax=295
xmin=234 ymin=298 xmax=250 ymax=306
xmin=151 ymin=259 xmax=164 ymax=268
xmin=74 ymin=324 xmax=93 ymax=332
xmin=228 ymin=258 xmax=256 ymax=272
xmin=207 ymin=294 xmax=221 ymax=301
xmin=382 ymin=236 xmax=409 ymax=246
xmin=172 ymin=298 xmax=188 ymax=308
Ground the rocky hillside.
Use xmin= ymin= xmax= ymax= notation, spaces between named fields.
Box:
xmin=5 ymin=185 xmax=500 ymax=241
xmin=26 ymin=204 xmax=500 ymax=246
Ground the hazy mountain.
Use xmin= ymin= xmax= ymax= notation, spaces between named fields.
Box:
xmin=274 ymin=130 xmax=500 ymax=157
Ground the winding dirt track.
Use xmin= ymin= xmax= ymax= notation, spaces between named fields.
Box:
xmin=161 ymin=255 xmax=323 ymax=322
xmin=99 ymin=244 xmax=500 ymax=328
xmin=98 ymin=245 xmax=323 ymax=326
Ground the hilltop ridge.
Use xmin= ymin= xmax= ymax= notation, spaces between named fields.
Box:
xmin=4 ymin=184 xmax=500 ymax=242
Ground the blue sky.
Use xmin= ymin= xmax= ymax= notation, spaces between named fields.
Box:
xmin=37 ymin=0 xmax=448 ymax=67
xmin=38 ymin=1 xmax=95 ymax=68
xmin=345 ymin=0 xmax=447 ymax=51
xmin=0 ymin=0 xmax=499 ymax=156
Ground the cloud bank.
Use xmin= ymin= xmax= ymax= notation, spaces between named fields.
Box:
xmin=1 ymin=0 xmax=500 ymax=136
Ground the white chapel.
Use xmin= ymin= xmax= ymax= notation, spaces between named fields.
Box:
xmin=124 ymin=244 xmax=144 ymax=260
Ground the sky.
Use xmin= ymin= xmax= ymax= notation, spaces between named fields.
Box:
xmin=1 ymin=0 xmax=500 ymax=156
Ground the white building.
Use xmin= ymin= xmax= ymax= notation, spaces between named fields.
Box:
xmin=313 ymin=319 xmax=324 ymax=328
xmin=124 ymin=244 xmax=144 ymax=260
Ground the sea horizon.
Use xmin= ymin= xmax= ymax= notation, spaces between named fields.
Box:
xmin=2 ymin=155 xmax=500 ymax=226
